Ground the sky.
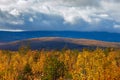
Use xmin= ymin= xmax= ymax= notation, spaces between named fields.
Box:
xmin=0 ymin=0 xmax=120 ymax=32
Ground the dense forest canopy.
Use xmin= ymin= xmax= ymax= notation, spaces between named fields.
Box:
xmin=0 ymin=47 xmax=120 ymax=80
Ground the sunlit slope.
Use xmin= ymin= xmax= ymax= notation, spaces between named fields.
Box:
xmin=0 ymin=37 xmax=120 ymax=50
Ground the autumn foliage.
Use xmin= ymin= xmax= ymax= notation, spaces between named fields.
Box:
xmin=0 ymin=47 xmax=120 ymax=80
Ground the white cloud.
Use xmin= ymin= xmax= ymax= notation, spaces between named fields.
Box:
xmin=9 ymin=9 xmax=20 ymax=16
xmin=101 ymin=0 xmax=120 ymax=22
xmin=0 ymin=28 xmax=24 ymax=32
xmin=0 ymin=0 xmax=120 ymax=32
xmin=29 ymin=17 xmax=34 ymax=22
xmin=99 ymin=14 xmax=109 ymax=19
xmin=114 ymin=25 xmax=120 ymax=29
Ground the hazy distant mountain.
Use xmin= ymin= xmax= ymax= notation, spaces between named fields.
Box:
xmin=0 ymin=37 xmax=120 ymax=51
xmin=0 ymin=31 xmax=120 ymax=43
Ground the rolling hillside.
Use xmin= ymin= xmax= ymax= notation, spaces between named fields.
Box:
xmin=0 ymin=37 xmax=120 ymax=50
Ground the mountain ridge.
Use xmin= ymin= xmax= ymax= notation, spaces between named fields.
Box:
xmin=0 ymin=31 xmax=120 ymax=42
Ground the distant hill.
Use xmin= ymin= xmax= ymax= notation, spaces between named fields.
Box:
xmin=0 ymin=31 xmax=120 ymax=42
xmin=0 ymin=37 xmax=120 ymax=50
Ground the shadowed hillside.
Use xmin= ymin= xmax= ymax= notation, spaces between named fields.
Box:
xmin=0 ymin=37 xmax=120 ymax=50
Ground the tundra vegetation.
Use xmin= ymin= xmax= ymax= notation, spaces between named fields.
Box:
xmin=0 ymin=47 xmax=120 ymax=80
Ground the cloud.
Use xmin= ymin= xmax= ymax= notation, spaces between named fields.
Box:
xmin=0 ymin=0 xmax=120 ymax=33
xmin=114 ymin=25 xmax=120 ymax=29
xmin=45 ymin=0 xmax=100 ymax=7
xmin=101 ymin=0 xmax=120 ymax=22
xmin=0 ymin=28 xmax=23 ymax=32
